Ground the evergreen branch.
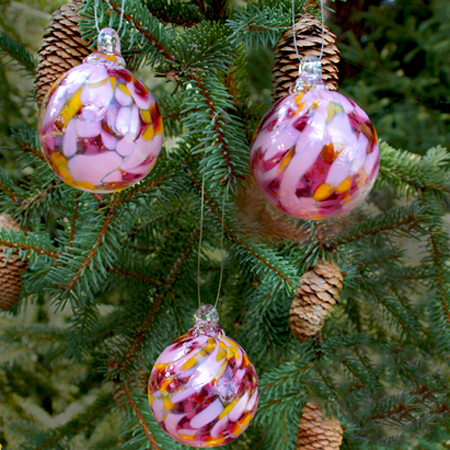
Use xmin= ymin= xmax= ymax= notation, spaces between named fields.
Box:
xmin=100 ymin=0 xmax=175 ymax=62
xmin=30 ymin=393 xmax=113 ymax=450
xmin=0 ymin=239 xmax=59 ymax=258
xmin=190 ymin=71 xmax=238 ymax=183
xmin=427 ymin=230 xmax=450 ymax=326
xmin=362 ymin=401 xmax=420 ymax=423
xmin=227 ymin=3 xmax=291 ymax=49
xmin=16 ymin=138 xmax=43 ymax=160
xmin=341 ymin=358 xmax=367 ymax=388
xmin=330 ymin=203 xmax=427 ymax=247
xmin=143 ymin=0 xmax=202 ymax=27
xmin=107 ymin=267 xmax=163 ymax=286
xmin=0 ymin=31 xmax=36 ymax=75
xmin=0 ymin=181 xmax=18 ymax=203
xmin=68 ymin=193 xmax=81 ymax=252
xmin=356 ymin=251 xmax=403 ymax=270
xmin=119 ymin=227 xmax=200 ymax=374
xmin=123 ymin=384 xmax=161 ymax=450
xmin=172 ymin=23 xmax=234 ymax=74
xmin=187 ymin=167 xmax=293 ymax=285
xmin=124 ymin=206 xmax=189 ymax=241
xmin=112 ymin=173 xmax=172 ymax=207
xmin=360 ymin=280 xmax=420 ymax=340
xmin=258 ymin=390 xmax=306 ymax=411
xmin=263 ymin=363 xmax=314 ymax=390
xmin=126 ymin=244 xmax=158 ymax=252
xmin=182 ymin=72 xmax=249 ymax=190
xmin=58 ymin=209 xmax=114 ymax=295
xmin=378 ymin=143 xmax=450 ymax=196
xmin=20 ymin=182 xmax=56 ymax=211
xmin=418 ymin=190 xmax=450 ymax=327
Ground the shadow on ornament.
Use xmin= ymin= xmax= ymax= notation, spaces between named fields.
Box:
xmin=312 ymin=339 xmax=449 ymax=448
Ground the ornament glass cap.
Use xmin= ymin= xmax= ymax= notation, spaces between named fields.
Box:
xmin=291 ymin=56 xmax=325 ymax=93
xmin=84 ymin=27 xmax=126 ymax=68
xmin=195 ymin=304 xmax=219 ymax=328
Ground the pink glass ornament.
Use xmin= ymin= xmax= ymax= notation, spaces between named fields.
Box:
xmin=148 ymin=304 xmax=259 ymax=448
xmin=37 ymin=28 xmax=163 ymax=193
xmin=251 ymin=57 xmax=380 ymax=220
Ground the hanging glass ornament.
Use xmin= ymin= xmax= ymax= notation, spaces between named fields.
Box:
xmin=37 ymin=28 xmax=163 ymax=193
xmin=250 ymin=57 xmax=380 ymax=220
xmin=148 ymin=304 xmax=259 ymax=448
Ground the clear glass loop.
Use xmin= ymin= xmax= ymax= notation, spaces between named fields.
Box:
xmin=195 ymin=304 xmax=219 ymax=326
xmin=97 ymin=27 xmax=121 ymax=55
xmin=291 ymin=56 xmax=326 ymax=93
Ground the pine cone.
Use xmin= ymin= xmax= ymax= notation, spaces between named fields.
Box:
xmin=272 ymin=13 xmax=340 ymax=101
xmin=290 ymin=260 xmax=343 ymax=343
xmin=34 ymin=0 xmax=91 ymax=107
xmin=0 ymin=215 xmax=26 ymax=311
xmin=297 ymin=402 xmax=343 ymax=450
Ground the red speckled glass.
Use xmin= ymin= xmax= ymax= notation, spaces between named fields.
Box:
xmin=148 ymin=305 xmax=259 ymax=447
xmin=37 ymin=28 xmax=163 ymax=193
xmin=251 ymin=58 xmax=380 ymax=220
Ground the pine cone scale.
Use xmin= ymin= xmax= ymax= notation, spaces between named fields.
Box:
xmin=273 ymin=13 xmax=340 ymax=100
xmin=290 ymin=260 xmax=343 ymax=343
xmin=0 ymin=215 xmax=26 ymax=311
xmin=34 ymin=0 xmax=91 ymax=107
xmin=296 ymin=402 xmax=343 ymax=450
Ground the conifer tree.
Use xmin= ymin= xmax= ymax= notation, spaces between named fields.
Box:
xmin=0 ymin=1 xmax=450 ymax=449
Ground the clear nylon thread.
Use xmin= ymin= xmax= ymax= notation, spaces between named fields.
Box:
xmin=214 ymin=194 xmax=226 ymax=309
xmin=292 ymin=0 xmax=326 ymax=69
xmin=94 ymin=0 xmax=126 ymax=34
xmin=197 ymin=173 xmax=206 ymax=308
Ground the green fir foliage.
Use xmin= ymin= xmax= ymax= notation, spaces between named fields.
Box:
xmin=0 ymin=0 xmax=449 ymax=449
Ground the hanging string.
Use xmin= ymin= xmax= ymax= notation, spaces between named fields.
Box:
xmin=197 ymin=173 xmax=206 ymax=308
xmin=94 ymin=0 xmax=101 ymax=33
xmin=292 ymin=0 xmax=326 ymax=66
xmin=93 ymin=0 xmax=126 ymax=34
xmin=319 ymin=0 xmax=325 ymax=60
xmin=291 ymin=0 xmax=302 ymax=64
xmin=214 ymin=194 xmax=226 ymax=309
xmin=196 ymin=175 xmax=227 ymax=309
xmin=118 ymin=0 xmax=125 ymax=33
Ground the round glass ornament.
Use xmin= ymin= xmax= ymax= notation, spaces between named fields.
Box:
xmin=148 ymin=304 xmax=259 ymax=448
xmin=37 ymin=28 xmax=163 ymax=193
xmin=250 ymin=57 xmax=380 ymax=220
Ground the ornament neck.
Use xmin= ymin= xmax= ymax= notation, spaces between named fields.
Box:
xmin=291 ymin=56 xmax=326 ymax=94
xmin=83 ymin=27 xmax=126 ymax=69
xmin=190 ymin=304 xmax=224 ymax=337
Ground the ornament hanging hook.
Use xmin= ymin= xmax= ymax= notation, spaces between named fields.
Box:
xmin=197 ymin=173 xmax=206 ymax=308
xmin=292 ymin=0 xmax=325 ymax=74
xmin=214 ymin=194 xmax=226 ymax=309
xmin=319 ymin=0 xmax=325 ymax=60
xmin=196 ymin=172 xmax=227 ymax=310
xmin=94 ymin=0 xmax=126 ymax=34
xmin=94 ymin=0 xmax=101 ymax=33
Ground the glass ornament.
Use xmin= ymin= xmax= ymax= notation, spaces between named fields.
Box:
xmin=148 ymin=304 xmax=259 ymax=448
xmin=250 ymin=57 xmax=380 ymax=220
xmin=37 ymin=28 xmax=163 ymax=193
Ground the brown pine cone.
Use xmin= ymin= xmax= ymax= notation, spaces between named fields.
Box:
xmin=289 ymin=260 xmax=343 ymax=343
xmin=297 ymin=402 xmax=343 ymax=450
xmin=34 ymin=0 xmax=91 ymax=107
xmin=273 ymin=13 xmax=340 ymax=101
xmin=0 ymin=215 xmax=26 ymax=311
